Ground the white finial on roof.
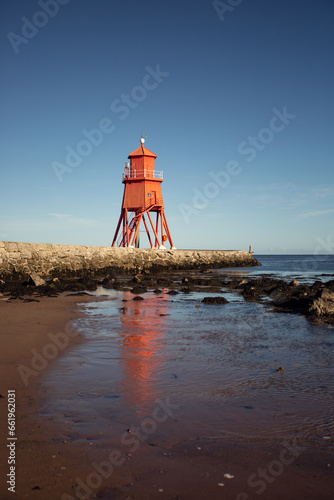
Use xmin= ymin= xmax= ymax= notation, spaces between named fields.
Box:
xmin=140 ymin=131 xmax=147 ymax=144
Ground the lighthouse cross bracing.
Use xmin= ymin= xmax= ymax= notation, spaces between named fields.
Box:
xmin=112 ymin=139 xmax=175 ymax=249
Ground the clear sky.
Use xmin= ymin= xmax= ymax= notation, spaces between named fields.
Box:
xmin=1 ymin=0 xmax=333 ymax=254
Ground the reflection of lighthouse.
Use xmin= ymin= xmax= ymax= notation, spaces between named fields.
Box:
xmin=119 ymin=292 xmax=171 ymax=414
xmin=112 ymin=138 xmax=175 ymax=249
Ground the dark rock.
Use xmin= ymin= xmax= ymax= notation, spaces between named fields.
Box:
xmin=133 ymin=296 xmax=144 ymax=301
xmin=101 ymin=276 xmax=115 ymax=289
xmin=63 ymin=282 xmax=87 ymax=292
xmin=56 ymin=277 xmax=98 ymax=293
xmin=35 ymin=285 xmax=59 ymax=297
xmin=310 ymin=281 xmax=325 ymax=294
xmin=47 ymin=278 xmax=63 ymax=291
xmin=237 ymin=279 xmax=248 ymax=287
xmin=202 ymin=296 xmax=229 ymax=305
xmin=272 ymin=295 xmax=312 ymax=314
xmin=325 ymin=279 xmax=334 ymax=291
xmin=250 ymin=277 xmax=283 ymax=294
xmin=131 ymin=286 xmax=147 ymax=294
xmin=271 ymin=281 xmax=313 ymax=314
xmin=77 ymin=277 xmax=98 ymax=291
xmin=131 ymin=275 xmax=141 ymax=283
xmin=47 ymin=277 xmax=69 ymax=293
xmin=156 ymin=278 xmax=173 ymax=287
xmin=191 ymin=278 xmax=210 ymax=286
xmin=5 ymin=281 xmax=34 ymax=297
xmin=241 ymin=283 xmax=263 ymax=301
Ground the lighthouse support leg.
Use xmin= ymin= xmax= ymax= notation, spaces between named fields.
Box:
xmin=112 ymin=210 xmax=124 ymax=247
xmin=160 ymin=209 xmax=165 ymax=249
xmin=162 ymin=210 xmax=175 ymax=249
xmin=125 ymin=209 xmax=129 ymax=247
xmin=142 ymin=215 xmax=153 ymax=248
xmin=131 ymin=214 xmax=143 ymax=247
xmin=135 ymin=219 xmax=140 ymax=248
xmin=155 ymin=212 xmax=160 ymax=249
xmin=147 ymin=211 xmax=161 ymax=248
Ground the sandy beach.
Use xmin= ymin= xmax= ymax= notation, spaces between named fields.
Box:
xmin=0 ymin=294 xmax=103 ymax=499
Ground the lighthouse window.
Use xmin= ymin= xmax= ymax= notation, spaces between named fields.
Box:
xmin=148 ymin=193 xmax=151 ymax=197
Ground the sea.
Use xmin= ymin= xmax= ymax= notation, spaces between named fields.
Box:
xmin=218 ymin=253 xmax=334 ymax=284
xmin=42 ymin=255 xmax=334 ymax=467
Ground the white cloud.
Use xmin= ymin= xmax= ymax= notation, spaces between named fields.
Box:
xmin=48 ymin=213 xmax=101 ymax=226
xmin=297 ymin=209 xmax=334 ymax=219
xmin=0 ymin=214 xmax=102 ymax=233
xmin=246 ymin=183 xmax=334 ymax=212
xmin=312 ymin=186 xmax=334 ymax=199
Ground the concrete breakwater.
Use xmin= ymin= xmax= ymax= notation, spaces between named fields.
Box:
xmin=0 ymin=241 xmax=260 ymax=279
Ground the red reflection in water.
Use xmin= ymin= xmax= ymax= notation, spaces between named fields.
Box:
xmin=119 ymin=292 xmax=171 ymax=413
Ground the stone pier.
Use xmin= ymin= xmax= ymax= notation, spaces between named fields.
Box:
xmin=0 ymin=241 xmax=260 ymax=279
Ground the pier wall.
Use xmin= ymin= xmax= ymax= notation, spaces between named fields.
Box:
xmin=0 ymin=241 xmax=260 ymax=279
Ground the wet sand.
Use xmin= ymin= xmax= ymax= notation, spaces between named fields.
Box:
xmin=0 ymin=294 xmax=103 ymax=499
xmin=0 ymin=294 xmax=333 ymax=500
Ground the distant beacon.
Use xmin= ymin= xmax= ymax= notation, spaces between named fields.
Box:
xmin=112 ymin=139 xmax=175 ymax=249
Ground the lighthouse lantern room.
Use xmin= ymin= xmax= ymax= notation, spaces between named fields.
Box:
xmin=112 ymin=138 xmax=175 ymax=249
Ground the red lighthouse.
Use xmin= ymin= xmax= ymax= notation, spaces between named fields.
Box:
xmin=112 ymin=138 xmax=175 ymax=249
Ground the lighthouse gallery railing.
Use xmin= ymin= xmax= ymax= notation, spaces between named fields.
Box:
xmin=122 ymin=167 xmax=163 ymax=181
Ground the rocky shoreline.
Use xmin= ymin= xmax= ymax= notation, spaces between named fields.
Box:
xmin=226 ymin=275 xmax=334 ymax=326
xmin=1 ymin=269 xmax=333 ymax=326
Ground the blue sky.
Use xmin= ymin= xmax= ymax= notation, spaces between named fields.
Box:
xmin=1 ymin=0 xmax=333 ymax=253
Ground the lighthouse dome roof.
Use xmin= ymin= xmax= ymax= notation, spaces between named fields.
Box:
xmin=128 ymin=144 xmax=157 ymax=158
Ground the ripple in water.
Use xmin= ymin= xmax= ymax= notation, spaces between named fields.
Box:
xmin=43 ymin=289 xmax=334 ymax=450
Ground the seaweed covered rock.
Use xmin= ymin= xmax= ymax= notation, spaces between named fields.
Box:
xmin=202 ymin=296 xmax=229 ymax=305
xmin=131 ymin=286 xmax=148 ymax=294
